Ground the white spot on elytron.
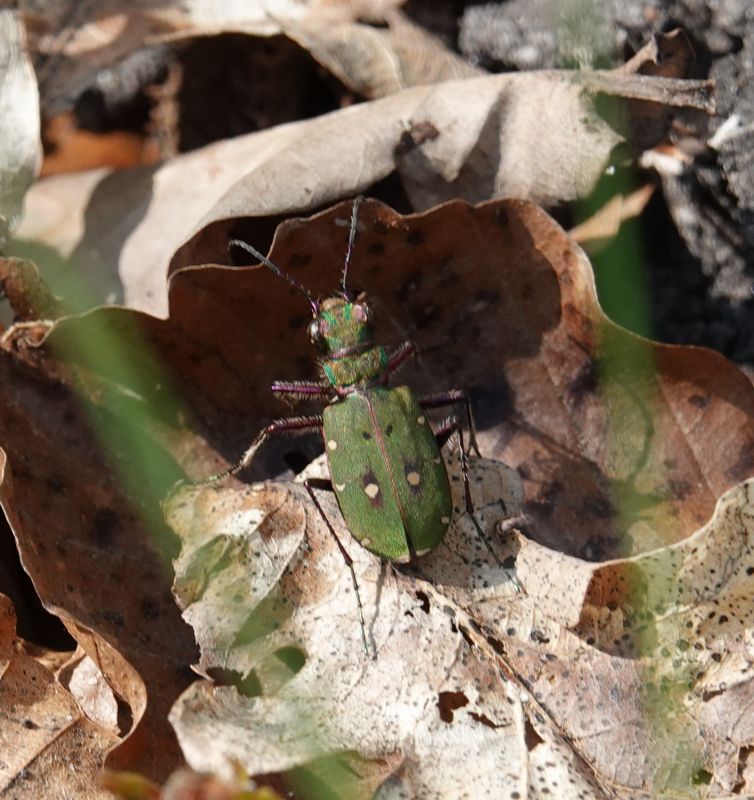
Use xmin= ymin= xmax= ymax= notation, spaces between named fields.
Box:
xmin=327 ymin=439 xmax=338 ymax=450
xmin=432 ymin=457 xmax=441 ymax=464
xmin=364 ymin=483 xmax=380 ymax=499
xmin=417 ymin=415 xmax=426 ymax=425
xmin=362 ymin=538 xmax=372 ymax=547
xmin=415 ymin=547 xmax=432 ymax=557
xmin=441 ymin=515 xmax=450 ymax=524
xmin=335 ymin=482 xmax=346 ymax=492
xmin=406 ymin=471 xmax=421 ymax=486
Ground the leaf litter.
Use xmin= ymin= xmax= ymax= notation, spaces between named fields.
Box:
xmin=0 ymin=15 xmax=745 ymax=796
xmin=144 ymin=200 xmax=754 ymax=797
xmin=12 ymin=30 xmax=711 ymax=317
xmin=4 ymin=191 xmax=754 ymax=795
xmin=0 ymin=593 xmax=118 ymax=799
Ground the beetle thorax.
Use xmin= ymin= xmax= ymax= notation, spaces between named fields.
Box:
xmin=312 ymin=297 xmax=388 ymax=389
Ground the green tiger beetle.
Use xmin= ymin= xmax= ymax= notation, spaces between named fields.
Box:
xmin=207 ymin=198 xmax=521 ymax=656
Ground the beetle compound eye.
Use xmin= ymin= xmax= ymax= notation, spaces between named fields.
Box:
xmin=308 ymin=319 xmax=322 ymax=343
xmin=357 ymin=303 xmax=372 ymax=322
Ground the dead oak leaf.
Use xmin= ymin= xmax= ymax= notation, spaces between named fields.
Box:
xmin=0 ymin=593 xmax=118 ymax=798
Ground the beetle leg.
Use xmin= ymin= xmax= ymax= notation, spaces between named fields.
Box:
xmin=305 ymin=477 xmax=371 ymax=658
xmin=271 ymin=380 xmax=334 ymax=404
xmin=434 ymin=417 xmax=521 ymax=592
xmin=194 ymin=415 xmax=323 ymax=484
xmin=386 ymin=340 xmax=417 ymax=375
xmin=420 ymin=389 xmax=481 ymax=457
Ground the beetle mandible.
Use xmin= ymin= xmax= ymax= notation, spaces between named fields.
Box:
xmin=206 ymin=198 xmax=521 ymax=655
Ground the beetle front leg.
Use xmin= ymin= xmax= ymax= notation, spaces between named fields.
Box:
xmin=420 ymin=389 xmax=481 ymax=457
xmin=434 ymin=417 xmax=521 ymax=592
xmin=194 ymin=415 xmax=324 ymax=485
xmin=305 ymin=477 xmax=371 ymax=658
xmin=271 ymin=380 xmax=333 ymax=404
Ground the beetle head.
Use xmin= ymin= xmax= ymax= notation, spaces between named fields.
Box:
xmin=309 ymin=296 xmax=374 ymax=357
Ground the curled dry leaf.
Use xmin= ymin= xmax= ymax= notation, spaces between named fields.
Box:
xmin=14 ymin=58 xmax=712 ymax=316
xmin=278 ymin=11 xmax=479 ymax=99
xmin=0 ymin=593 xmax=118 ymax=798
xmin=27 ymin=0 xmax=400 ymax=115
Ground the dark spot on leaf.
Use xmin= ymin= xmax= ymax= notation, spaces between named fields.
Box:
xmin=141 ymin=597 xmax=160 ymax=620
xmin=568 ymin=357 xmax=599 ymax=404
xmin=688 ymin=394 xmax=709 ymax=409
xmin=530 ymin=630 xmax=549 ymax=644
xmin=396 ymin=271 xmax=422 ymax=302
xmin=415 ymin=590 xmax=430 ymax=614
xmin=92 ymin=508 xmax=119 ymax=548
xmin=102 ymin=610 xmax=125 ymax=627
xmin=45 ymin=474 xmax=65 ymax=493
xmin=437 ymin=691 xmax=468 ymax=723
xmin=668 ymin=479 xmax=691 ymax=500
xmin=289 ymin=252 xmax=311 ymax=268
xmin=23 ymin=719 xmax=38 ymax=730
xmin=727 ymin=442 xmax=754 ymax=482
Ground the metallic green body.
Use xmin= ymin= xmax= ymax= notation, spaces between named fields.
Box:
xmin=323 ymin=385 xmax=452 ymax=562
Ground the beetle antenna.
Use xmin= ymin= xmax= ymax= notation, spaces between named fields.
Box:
xmin=229 ymin=239 xmax=319 ymax=316
xmin=341 ymin=195 xmax=362 ymax=300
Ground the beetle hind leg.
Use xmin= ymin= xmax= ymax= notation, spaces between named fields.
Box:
xmin=304 ymin=477 xmax=371 ymax=657
xmin=434 ymin=417 xmax=521 ymax=593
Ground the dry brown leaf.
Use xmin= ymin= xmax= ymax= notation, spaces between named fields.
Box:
xmin=14 ymin=65 xmax=712 ymax=317
xmin=0 ymin=357 xmax=198 ymax=781
xmin=0 ymin=593 xmax=118 ymax=798
xmin=278 ymin=11 xmax=479 ymax=99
